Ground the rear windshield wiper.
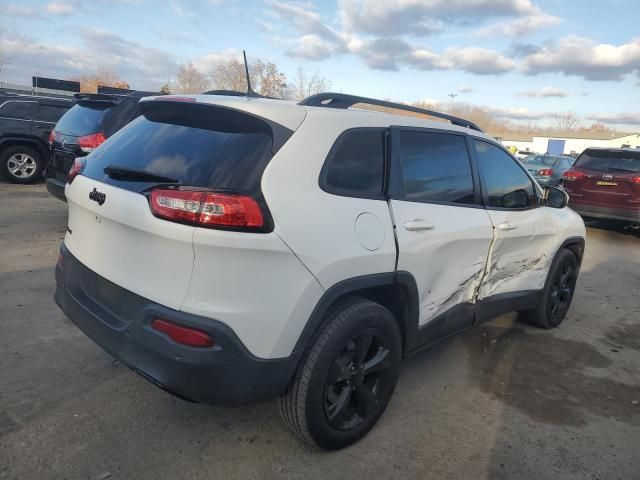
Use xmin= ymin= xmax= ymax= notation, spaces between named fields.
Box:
xmin=104 ymin=165 xmax=179 ymax=184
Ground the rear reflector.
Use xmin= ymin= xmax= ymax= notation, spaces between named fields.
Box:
xmin=149 ymin=189 xmax=264 ymax=229
xmin=151 ymin=319 xmax=214 ymax=348
xmin=563 ymin=170 xmax=586 ymax=181
xmin=67 ymin=158 xmax=86 ymax=184
xmin=538 ymin=168 xmax=554 ymax=176
xmin=78 ymin=132 xmax=106 ymax=153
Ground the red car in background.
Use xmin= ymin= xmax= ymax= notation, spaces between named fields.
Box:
xmin=563 ymin=147 xmax=640 ymax=224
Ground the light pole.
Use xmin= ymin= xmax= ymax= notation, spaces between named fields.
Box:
xmin=448 ymin=93 xmax=458 ymax=114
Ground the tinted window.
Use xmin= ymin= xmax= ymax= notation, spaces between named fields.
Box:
xmin=474 ymin=140 xmax=536 ymax=209
xmin=398 ymin=131 xmax=474 ymax=204
xmin=523 ymin=155 xmax=559 ymax=167
xmin=38 ymin=104 xmax=70 ymax=123
xmin=82 ymin=103 xmax=274 ymax=193
xmin=323 ymin=130 xmax=384 ymax=196
xmin=55 ymin=104 xmax=110 ymax=136
xmin=0 ymin=101 xmax=37 ymax=120
xmin=574 ymin=149 xmax=640 ymax=173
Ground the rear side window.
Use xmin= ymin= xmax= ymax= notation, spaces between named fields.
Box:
xmin=574 ymin=150 xmax=640 ymax=173
xmin=321 ymin=130 xmax=385 ymax=197
xmin=38 ymin=104 xmax=70 ymax=123
xmin=82 ymin=102 xmax=275 ymax=193
xmin=55 ymin=104 xmax=110 ymax=136
xmin=397 ymin=130 xmax=475 ymax=205
xmin=474 ymin=140 xmax=536 ymax=209
xmin=0 ymin=101 xmax=37 ymax=120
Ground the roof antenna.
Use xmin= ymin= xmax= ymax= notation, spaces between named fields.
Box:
xmin=243 ymin=50 xmax=258 ymax=98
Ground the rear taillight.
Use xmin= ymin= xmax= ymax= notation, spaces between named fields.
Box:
xmin=48 ymin=130 xmax=55 ymax=146
xmin=67 ymin=158 xmax=86 ymax=184
xmin=632 ymin=176 xmax=640 ymax=184
xmin=563 ymin=170 xmax=586 ymax=181
xmin=149 ymin=189 xmax=264 ymax=229
xmin=538 ymin=168 xmax=554 ymax=176
xmin=151 ymin=318 xmax=214 ymax=348
xmin=78 ymin=132 xmax=106 ymax=153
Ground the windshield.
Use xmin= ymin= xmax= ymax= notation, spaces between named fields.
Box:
xmin=55 ymin=104 xmax=110 ymax=136
xmin=523 ymin=156 xmax=559 ymax=167
xmin=574 ymin=150 xmax=640 ymax=173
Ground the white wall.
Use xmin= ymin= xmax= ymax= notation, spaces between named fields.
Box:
xmin=504 ymin=134 xmax=640 ymax=155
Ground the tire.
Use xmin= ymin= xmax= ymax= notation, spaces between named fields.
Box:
xmin=280 ymin=298 xmax=402 ymax=450
xmin=519 ymin=249 xmax=579 ymax=329
xmin=0 ymin=145 xmax=44 ymax=184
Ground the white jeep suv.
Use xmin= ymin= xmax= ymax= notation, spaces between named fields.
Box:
xmin=54 ymin=92 xmax=586 ymax=450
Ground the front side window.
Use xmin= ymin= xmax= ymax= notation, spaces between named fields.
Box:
xmin=0 ymin=101 xmax=37 ymax=120
xmin=321 ymin=130 xmax=385 ymax=197
xmin=474 ymin=140 xmax=536 ymax=209
xmin=397 ymin=130 xmax=475 ymax=204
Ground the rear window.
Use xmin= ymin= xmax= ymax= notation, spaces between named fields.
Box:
xmin=55 ymin=104 xmax=110 ymax=136
xmin=523 ymin=156 xmax=560 ymax=167
xmin=82 ymin=102 xmax=274 ymax=193
xmin=574 ymin=150 xmax=640 ymax=173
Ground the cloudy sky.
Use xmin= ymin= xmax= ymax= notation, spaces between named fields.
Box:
xmin=1 ymin=0 xmax=639 ymax=129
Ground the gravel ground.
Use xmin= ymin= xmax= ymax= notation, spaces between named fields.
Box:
xmin=1 ymin=182 xmax=639 ymax=480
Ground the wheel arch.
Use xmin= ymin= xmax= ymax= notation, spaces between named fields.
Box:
xmin=291 ymin=272 xmax=419 ymax=359
xmin=0 ymin=136 xmax=49 ymax=161
xmin=556 ymin=236 xmax=585 ymax=266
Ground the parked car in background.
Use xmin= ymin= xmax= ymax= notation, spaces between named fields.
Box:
xmin=0 ymin=93 xmax=72 ymax=184
xmin=46 ymin=91 xmax=161 ymax=200
xmin=515 ymin=150 xmax=538 ymax=160
xmin=54 ymin=92 xmax=586 ymax=449
xmin=521 ymin=154 xmax=574 ymax=187
xmin=563 ymin=147 xmax=640 ymax=224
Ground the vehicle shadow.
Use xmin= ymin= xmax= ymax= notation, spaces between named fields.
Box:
xmin=584 ymin=219 xmax=640 ymax=239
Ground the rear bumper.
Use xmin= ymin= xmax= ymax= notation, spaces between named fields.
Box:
xmin=569 ymin=202 xmax=640 ymax=223
xmin=46 ymin=177 xmax=67 ymax=202
xmin=54 ymin=244 xmax=299 ymax=404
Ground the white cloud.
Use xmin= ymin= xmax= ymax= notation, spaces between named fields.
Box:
xmin=519 ymin=86 xmax=569 ymax=98
xmin=339 ymin=0 xmax=541 ymax=36
xmin=46 ymin=1 xmax=74 ymax=15
xmin=475 ymin=13 xmax=561 ymax=37
xmin=585 ymin=113 xmax=640 ymax=126
xmin=286 ymin=34 xmax=338 ymax=60
xmin=522 ymin=36 xmax=640 ymax=81
xmin=458 ymin=86 xmax=474 ymax=93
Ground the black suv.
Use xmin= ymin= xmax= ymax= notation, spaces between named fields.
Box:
xmin=0 ymin=93 xmax=72 ymax=183
xmin=46 ymin=91 xmax=161 ymax=201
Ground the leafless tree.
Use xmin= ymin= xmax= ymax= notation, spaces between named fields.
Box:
xmin=175 ymin=62 xmax=209 ymax=94
xmin=70 ymin=67 xmax=129 ymax=93
xmin=289 ymin=68 xmax=331 ymax=100
xmin=210 ymin=58 xmax=255 ymax=92
xmin=0 ymin=40 xmax=12 ymax=79
xmin=254 ymin=60 xmax=286 ymax=98
xmin=160 ymin=83 xmax=171 ymax=94
xmin=555 ymin=111 xmax=580 ymax=132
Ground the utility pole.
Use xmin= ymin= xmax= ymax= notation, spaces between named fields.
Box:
xmin=448 ymin=93 xmax=457 ymax=114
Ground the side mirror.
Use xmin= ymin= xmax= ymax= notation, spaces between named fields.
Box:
xmin=543 ymin=186 xmax=569 ymax=209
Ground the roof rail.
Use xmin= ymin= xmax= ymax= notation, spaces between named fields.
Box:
xmin=298 ymin=92 xmax=484 ymax=132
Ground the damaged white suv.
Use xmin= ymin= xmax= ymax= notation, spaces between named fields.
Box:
xmin=54 ymin=92 xmax=586 ymax=450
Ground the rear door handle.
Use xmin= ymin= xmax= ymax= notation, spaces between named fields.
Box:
xmin=498 ymin=223 xmax=518 ymax=231
xmin=404 ymin=220 xmax=435 ymax=231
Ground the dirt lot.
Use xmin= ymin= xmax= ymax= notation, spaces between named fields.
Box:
xmin=1 ymin=182 xmax=639 ymax=480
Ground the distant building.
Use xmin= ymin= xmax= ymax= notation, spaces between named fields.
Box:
xmin=499 ymin=132 xmax=640 ymax=155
